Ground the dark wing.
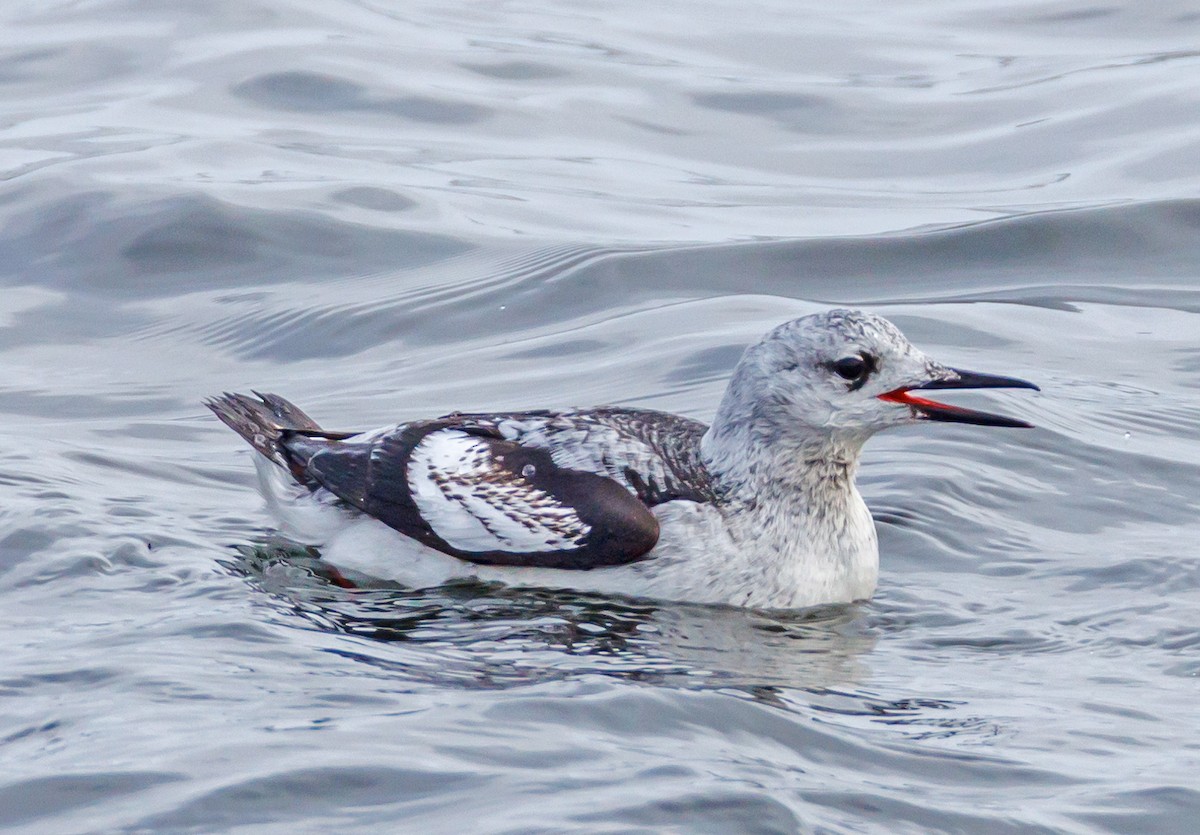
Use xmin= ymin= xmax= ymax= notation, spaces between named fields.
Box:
xmin=284 ymin=420 xmax=660 ymax=570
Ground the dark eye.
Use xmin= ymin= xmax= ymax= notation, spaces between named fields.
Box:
xmin=832 ymin=355 xmax=868 ymax=380
xmin=827 ymin=353 xmax=877 ymax=390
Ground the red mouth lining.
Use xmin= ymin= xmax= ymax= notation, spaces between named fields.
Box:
xmin=878 ymin=389 xmax=969 ymax=414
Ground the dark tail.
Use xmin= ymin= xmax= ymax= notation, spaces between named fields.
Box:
xmin=205 ymin=391 xmax=325 ymax=470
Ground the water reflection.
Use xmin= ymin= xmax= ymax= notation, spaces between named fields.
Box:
xmin=223 ymin=538 xmax=1021 ymax=747
xmin=227 ymin=537 xmax=878 ymax=692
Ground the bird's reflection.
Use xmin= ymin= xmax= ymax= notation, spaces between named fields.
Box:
xmin=226 ymin=536 xmax=876 ymax=686
xmin=224 ymin=537 xmax=993 ymax=742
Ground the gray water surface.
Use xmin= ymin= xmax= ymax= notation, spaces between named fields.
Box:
xmin=2 ymin=1 xmax=1199 ymax=833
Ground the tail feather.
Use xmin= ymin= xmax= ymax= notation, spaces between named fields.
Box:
xmin=205 ymin=392 xmax=323 ymax=471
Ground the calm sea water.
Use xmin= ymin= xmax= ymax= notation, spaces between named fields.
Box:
xmin=2 ymin=1 xmax=1199 ymax=832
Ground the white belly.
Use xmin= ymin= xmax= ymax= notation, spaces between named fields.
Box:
xmin=257 ymin=451 xmax=878 ymax=609
xmin=298 ymin=500 xmax=744 ymax=603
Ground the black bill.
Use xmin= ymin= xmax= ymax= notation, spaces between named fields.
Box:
xmin=879 ymin=367 xmax=1039 ymax=428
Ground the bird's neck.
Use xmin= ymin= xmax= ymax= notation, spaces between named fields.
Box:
xmin=700 ymin=417 xmax=867 ymax=502
xmin=698 ymin=420 xmax=879 ymax=607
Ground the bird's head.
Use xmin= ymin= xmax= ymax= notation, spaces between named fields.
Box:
xmin=711 ymin=309 xmax=1038 ymax=453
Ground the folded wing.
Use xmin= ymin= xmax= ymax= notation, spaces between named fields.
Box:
xmin=288 ymin=421 xmax=661 ymax=569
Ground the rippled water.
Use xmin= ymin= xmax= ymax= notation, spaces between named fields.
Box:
xmin=3 ymin=1 xmax=1199 ymax=832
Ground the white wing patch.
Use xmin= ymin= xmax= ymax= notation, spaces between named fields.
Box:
xmin=495 ymin=414 xmax=670 ymax=493
xmin=406 ymin=430 xmax=591 ymax=553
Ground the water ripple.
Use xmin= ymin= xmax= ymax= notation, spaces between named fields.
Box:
xmin=2 ymin=0 xmax=1200 ymax=831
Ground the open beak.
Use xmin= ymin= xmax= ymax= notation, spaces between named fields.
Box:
xmin=879 ymin=368 xmax=1039 ymax=428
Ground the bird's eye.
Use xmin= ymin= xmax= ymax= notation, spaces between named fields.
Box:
xmin=831 ymin=355 xmax=869 ymax=380
xmin=828 ymin=353 xmax=877 ymax=389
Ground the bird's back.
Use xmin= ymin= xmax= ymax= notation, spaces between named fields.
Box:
xmin=445 ymin=407 xmax=717 ymax=508
xmin=236 ymin=401 xmax=719 ymax=571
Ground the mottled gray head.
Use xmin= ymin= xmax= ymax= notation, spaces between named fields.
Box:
xmin=707 ymin=309 xmax=1037 ymax=455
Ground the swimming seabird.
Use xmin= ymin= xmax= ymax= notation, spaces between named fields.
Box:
xmin=207 ymin=308 xmax=1037 ymax=609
